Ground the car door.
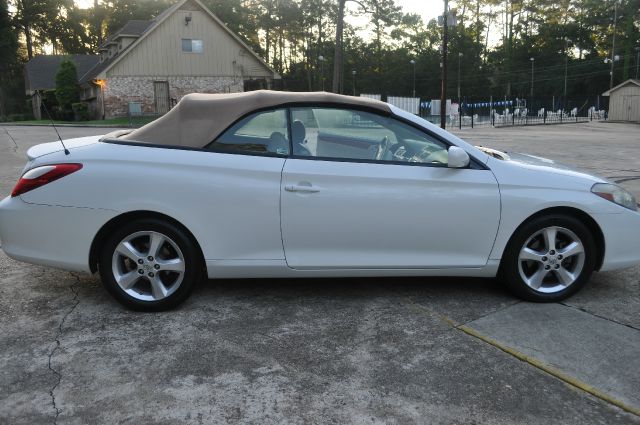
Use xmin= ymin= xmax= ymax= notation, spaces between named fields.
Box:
xmin=280 ymin=106 xmax=501 ymax=269
xmin=197 ymin=108 xmax=289 ymax=261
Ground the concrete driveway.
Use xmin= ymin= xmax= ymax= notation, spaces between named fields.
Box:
xmin=0 ymin=122 xmax=639 ymax=424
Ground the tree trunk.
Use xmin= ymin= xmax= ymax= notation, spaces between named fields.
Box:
xmin=332 ymin=0 xmax=345 ymax=93
xmin=475 ymin=0 xmax=480 ymax=46
xmin=94 ymin=0 xmax=102 ymax=46
xmin=506 ymin=1 xmax=514 ymax=96
xmin=622 ymin=2 xmax=633 ymax=81
xmin=25 ymin=23 xmax=33 ymax=59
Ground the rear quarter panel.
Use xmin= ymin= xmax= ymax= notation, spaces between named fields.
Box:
xmin=21 ymin=142 xmax=287 ymax=261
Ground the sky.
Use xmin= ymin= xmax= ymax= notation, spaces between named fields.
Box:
xmin=397 ymin=0 xmax=442 ymax=24
xmin=74 ymin=0 xmax=444 ymax=23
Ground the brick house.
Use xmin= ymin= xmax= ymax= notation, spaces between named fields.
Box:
xmin=25 ymin=0 xmax=279 ymax=119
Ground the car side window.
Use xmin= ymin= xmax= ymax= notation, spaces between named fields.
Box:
xmin=290 ymin=107 xmax=449 ymax=166
xmin=208 ymin=108 xmax=289 ymax=156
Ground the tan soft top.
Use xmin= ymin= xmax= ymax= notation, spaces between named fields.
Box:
xmin=116 ymin=90 xmax=391 ymax=148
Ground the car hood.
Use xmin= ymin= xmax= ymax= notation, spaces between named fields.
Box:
xmin=484 ymin=148 xmax=609 ymax=185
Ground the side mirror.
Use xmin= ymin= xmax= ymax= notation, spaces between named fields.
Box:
xmin=447 ymin=146 xmax=470 ymax=168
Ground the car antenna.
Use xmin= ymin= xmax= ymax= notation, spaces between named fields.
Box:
xmin=41 ymin=102 xmax=70 ymax=155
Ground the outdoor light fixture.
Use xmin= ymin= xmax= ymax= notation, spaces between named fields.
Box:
xmin=185 ymin=14 xmax=192 ymax=25
xmin=530 ymin=58 xmax=535 ymax=97
xmin=352 ymin=70 xmax=356 ymax=96
xmin=318 ymin=55 xmax=325 ymax=91
xmin=410 ymin=59 xmax=416 ymax=98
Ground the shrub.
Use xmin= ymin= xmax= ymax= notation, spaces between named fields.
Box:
xmin=72 ymin=102 xmax=90 ymax=121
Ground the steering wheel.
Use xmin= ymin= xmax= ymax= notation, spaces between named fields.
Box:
xmin=375 ymin=136 xmax=389 ymax=160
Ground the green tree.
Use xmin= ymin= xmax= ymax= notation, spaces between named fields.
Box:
xmin=55 ymin=59 xmax=79 ymax=117
xmin=0 ymin=0 xmax=20 ymax=117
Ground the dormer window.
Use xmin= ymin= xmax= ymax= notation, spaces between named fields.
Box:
xmin=182 ymin=39 xmax=203 ymax=54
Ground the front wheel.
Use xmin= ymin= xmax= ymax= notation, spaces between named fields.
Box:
xmin=501 ymin=215 xmax=597 ymax=302
xmin=99 ymin=218 xmax=201 ymax=311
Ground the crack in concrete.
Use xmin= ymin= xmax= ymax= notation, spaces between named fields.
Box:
xmin=560 ymin=301 xmax=640 ymax=332
xmin=47 ymin=273 xmax=80 ymax=425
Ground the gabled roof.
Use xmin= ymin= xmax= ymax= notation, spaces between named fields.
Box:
xmin=89 ymin=0 xmax=278 ymax=81
xmin=25 ymin=55 xmax=100 ymax=92
xmin=602 ymin=79 xmax=640 ymax=96
xmin=82 ymin=20 xmax=156 ymax=83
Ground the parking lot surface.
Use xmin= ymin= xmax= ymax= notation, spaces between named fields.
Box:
xmin=1 ymin=122 xmax=639 ymax=424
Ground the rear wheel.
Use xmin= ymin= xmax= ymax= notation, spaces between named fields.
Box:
xmin=502 ymin=215 xmax=597 ymax=302
xmin=99 ymin=218 xmax=201 ymax=311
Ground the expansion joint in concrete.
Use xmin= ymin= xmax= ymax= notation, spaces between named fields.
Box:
xmin=559 ymin=302 xmax=640 ymax=332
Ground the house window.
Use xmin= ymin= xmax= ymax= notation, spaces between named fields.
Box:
xmin=181 ymin=39 xmax=203 ymax=53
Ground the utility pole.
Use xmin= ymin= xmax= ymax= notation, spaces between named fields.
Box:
xmin=636 ymin=47 xmax=640 ymax=79
xmin=609 ymin=0 xmax=619 ymax=89
xmin=457 ymin=53 xmax=463 ymax=101
xmin=440 ymin=0 xmax=448 ymax=129
xmin=563 ymin=38 xmax=570 ymax=99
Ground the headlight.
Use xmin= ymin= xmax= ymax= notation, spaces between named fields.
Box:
xmin=591 ymin=183 xmax=638 ymax=211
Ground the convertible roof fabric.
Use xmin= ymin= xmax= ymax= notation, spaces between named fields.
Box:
xmin=117 ymin=90 xmax=391 ymax=148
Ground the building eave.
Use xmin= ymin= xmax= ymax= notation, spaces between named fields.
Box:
xmin=602 ymin=79 xmax=640 ymax=96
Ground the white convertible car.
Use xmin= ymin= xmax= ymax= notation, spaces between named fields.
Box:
xmin=1 ymin=91 xmax=639 ymax=310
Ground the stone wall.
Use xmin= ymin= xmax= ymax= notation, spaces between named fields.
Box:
xmin=103 ymin=76 xmax=245 ymax=118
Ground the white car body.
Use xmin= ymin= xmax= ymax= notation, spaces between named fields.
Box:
xmin=1 ymin=105 xmax=639 ymax=282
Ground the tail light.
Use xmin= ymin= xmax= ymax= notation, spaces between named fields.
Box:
xmin=11 ymin=163 xmax=83 ymax=197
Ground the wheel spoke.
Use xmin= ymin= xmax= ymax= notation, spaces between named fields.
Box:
xmin=116 ymin=270 xmax=140 ymax=290
xmin=559 ymin=241 xmax=583 ymax=259
xmin=116 ymin=241 xmax=143 ymax=262
xmin=526 ymin=268 xmax=548 ymax=290
xmin=148 ymin=233 xmax=165 ymax=258
xmin=555 ymin=267 xmax=576 ymax=286
xmin=519 ymin=247 xmax=545 ymax=263
xmin=542 ymin=227 xmax=557 ymax=252
xmin=150 ymin=276 xmax=168 ymax=300
xmin=157 ymin=258 xmax=185 ymax=272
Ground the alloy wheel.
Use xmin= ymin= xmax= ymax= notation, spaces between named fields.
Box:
xmin=111 ymin=231 xmax=186 ymax=302
xmin=517 ymin=226 xmax=585 ymax=294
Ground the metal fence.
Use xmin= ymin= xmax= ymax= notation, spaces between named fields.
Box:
xmin=417 ymin=96 xmax=609 ymax=129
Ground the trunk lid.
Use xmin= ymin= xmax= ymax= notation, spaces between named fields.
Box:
xmin=26 ymin=136 xmax=102 ymax=160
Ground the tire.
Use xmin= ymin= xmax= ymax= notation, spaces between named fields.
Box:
xmin=99 ymin=217 xmax=202 ymax=311
xmin=501 ymin=214 xmax=597 ymax=302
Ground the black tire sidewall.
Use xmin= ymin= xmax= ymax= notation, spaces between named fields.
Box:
xmin=99 ymin=218 xmax=201 ymax=311
xmin=502 ymin=214 xmax=597 ymax=302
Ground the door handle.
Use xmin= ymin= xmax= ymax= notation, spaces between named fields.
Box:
xmin=285 ymin=184 xmax=320 ymax=193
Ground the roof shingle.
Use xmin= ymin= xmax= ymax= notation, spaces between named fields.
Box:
xmin=25 ymin=55 xmax=100 ymax=91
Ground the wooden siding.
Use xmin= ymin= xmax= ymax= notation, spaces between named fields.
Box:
xmin=608 ymin=84 xmax=640 ymax=122
xmin=108 ymin=8 xmax=272 ymax=79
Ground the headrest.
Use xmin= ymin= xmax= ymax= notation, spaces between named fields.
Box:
xmin=291 ymin=120 xmax=306 ymax=143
